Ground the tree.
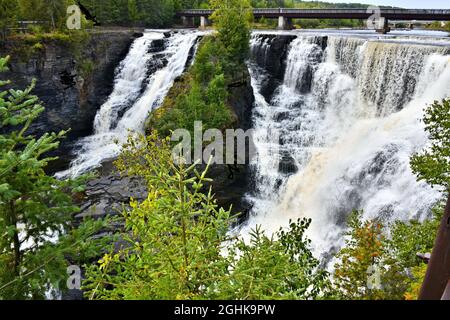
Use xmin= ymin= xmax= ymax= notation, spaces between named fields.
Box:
xmin=410 ymin=99 xmax=450 ymax=300
xmin=0 ymin=56 xmax=109 ymax=299
xmin=387 ymin=207 xmax=442 ymax=269
xmin=83 ymin=132 xmax=328 ymax=300
xmin=0 ymin=0 xmax=18 ymax=40
xmin=46 ymin=0 xmax=66 ymax=29
xmin=127 ymin=0 xmax=138 ymax=24
xmin=17 ymin=0 xmax=44 ymax=21
xmin=332 ymin=206 xmax=444 ymax=300
xmin=210 ymin=0 xmax=252 ymax=73
xmin=333 ymin=211 xmax=407 ymax=300
xmin=334 ymin=99 xmax=450 ymax=300
xmin=410 ymin=99 xmax=450 ymax=192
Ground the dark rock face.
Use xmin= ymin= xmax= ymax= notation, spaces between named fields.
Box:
xmin=227 ymin=70 xmax=255 ymax=131
xmin=250 ymin=34 xmax=296 ymax=100
xmin=295 ymin=44 xmax=324 ymax=94
xmin=250 ymin=34 xmax=329 ymax=99
xmin=205 ymin=163 xmax=252 ymax=218
xmin=195 ymin=68 xmax=255 ymax=217
xmin=279 ymin=152 xmax=298 ymax=175
xmin=185 ymin=36 xmax=202 ymax=69
xmin=0 ymin=31 xmax=140 ymax=171
xmin=75 ymin=161 xmax=147 ymax=222
xmin=148 ymin=38 xmax=166 ymax=53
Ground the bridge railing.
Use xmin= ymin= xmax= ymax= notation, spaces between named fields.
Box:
xmin=178 ymin=9 xmax=213 ymax=15
xmin=177 ymin=8 xmax=450 ymax=16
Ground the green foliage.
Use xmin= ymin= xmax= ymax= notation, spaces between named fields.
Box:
xmin=333 ymin=206 xmax=443 ymax=300
xmin=217 ymin=221 xmax=328 ymax=299
xmin=251 ymin=0 xmax=371 ymax=29
xmin=333 ymin=211 xmax=409 ymax=300
xmin=386 ymin=205 xmax=442 ymax=269
xmin=78 ymin=58 xmax=95 ymax=78
xmin=191 ymin=37 xmax=224 ymax=84
xmin=17 ymin=0 xmax=75 ymax=31
xmin=151 ymin=74 xmax=233 ymax=138
xmin=0 ymin=0 xmax=18 ymax=40
xmin=83 ymin=132 xmax=328 ymax=300
xmin=14 ymin=0 xmax=178 ymax=29
xmin=210 ymin=0 xmax=252 ymax=73
xmin=127 ymin=0 xmax=139 ymax=24
xmin=9 ymin=28 xmax=90 ymax=65
xmin=404 ymin=263 xmax=427 ymax=300
xmin=150 ymin=0 xmax=253 ymax=138
xmin=427 ymin=21 xmax=450 ymax=32
xmin=410 ymin=99 xmax=450 ymax=191
xmin=333 ymin=211 xmax=387 ymax=299
xmin=382 ymin=211 xmax=442 ymax=301
xmin=149 ymin=36 xmax=236 ymax=139
xmin=0 ymin=56 xmax=109 ymax=299
xmin=79 ymin=0 xmax=177 ymax=27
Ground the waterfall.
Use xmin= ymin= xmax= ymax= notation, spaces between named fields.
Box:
xmin=243 ymin=32 xmax=450 ymax=259
xmin=57 ymin=30 xmax=201 ymax=178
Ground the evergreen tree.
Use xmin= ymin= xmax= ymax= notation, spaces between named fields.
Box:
xmin=210 ymin=0 xmax=252 ymax=73
xmin=46 ymin=0 xmax=67 ymax=29
xmin=0 ymin=0 xmax=18 ymax=40
xmin=83 ymin=133 xmax=328 ymax=300
xmin=127 ymin=0 xmax=138 ymax=24
xmin=0 ymin=56 xmax=109 ymax=299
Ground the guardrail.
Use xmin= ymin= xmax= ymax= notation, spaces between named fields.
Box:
xmin=176 ymin=8 xmax=450 ymax=20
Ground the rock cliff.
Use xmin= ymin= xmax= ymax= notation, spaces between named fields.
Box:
xmin=0 ymin=30 xmax=141 ymax=171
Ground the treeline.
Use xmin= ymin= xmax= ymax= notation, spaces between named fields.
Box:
xmin=427 ymin=21 xmax=450 ymax=32
xmin=0 ymin=0 xmax=210 ymax=33
xmin=252 ymin=0 xmax=394 ymax=29
xmin=1 ymin=0 xmax=80 ymax=38
xmin=5 ymin=0 xmax=437 ymax=34
xmin=77 ymin=0 xmax=209 ymax=27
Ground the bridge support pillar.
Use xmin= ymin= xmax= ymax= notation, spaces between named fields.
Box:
xmin=376 ymin=17 xmax=391 ymax=34
xmin=278 ymin=16 xmax=293 ymax=30
xmin=181 ymin=16 xmax=195 ymax=28
xmin=200 ymin=16 xmax=210 ymax=29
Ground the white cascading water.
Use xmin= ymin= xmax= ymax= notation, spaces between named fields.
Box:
xmin=57 ymin=30 xmax=201 ymax=178
xmin=243 ymin=32 xmax=450 ymax=260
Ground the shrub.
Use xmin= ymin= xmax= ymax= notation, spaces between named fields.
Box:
xmin=83 ymin=133 xmax=328 ymax=300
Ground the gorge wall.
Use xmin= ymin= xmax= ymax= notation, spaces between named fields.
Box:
xmin=0 ymin=30 xmax=141 ymax=170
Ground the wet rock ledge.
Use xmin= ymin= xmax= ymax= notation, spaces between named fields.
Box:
xmin=75 ymin=162 xmax=147 ymax=223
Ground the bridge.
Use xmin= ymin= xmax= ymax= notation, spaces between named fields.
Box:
xmin=177 ymin=8 xmax=450 ymax=33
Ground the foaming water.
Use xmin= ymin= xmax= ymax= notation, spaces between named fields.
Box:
xmin=242 ymin=32 xmax=450 ymax=259
xmin=57 ymin=31 xmax=201 ymax=178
